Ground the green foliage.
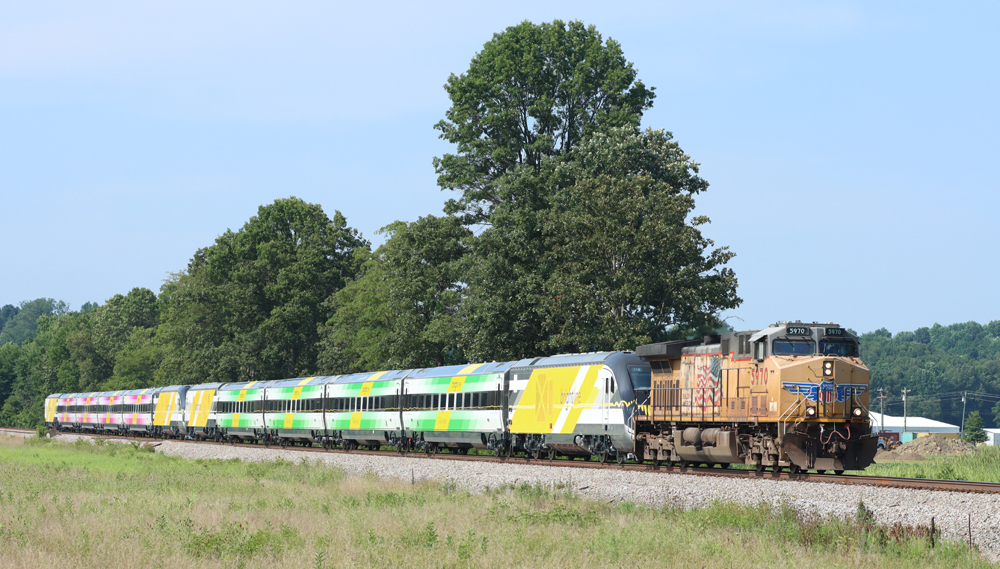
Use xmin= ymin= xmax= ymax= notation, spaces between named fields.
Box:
xmin=861 ymin=321 xmax=1000 ymax=427
xmin=434 ymin=19 xmax=655 ymax=223
xmin=0 ymin=298 xmax=69 ymax=346
xmin=91 ymin=287 xmax=159 ymax=362
xmin=319 ymin=215 xmax=469 ymax=373
xmin=158 ymin=197 xmax=368 ymax=383
xmin=461 ymin=128 xmax=738 ymax=359
xmin=963 ymin=411 xmax=987 ymax=443
xmin=860 ymin=445 xmax=1000 ymax=482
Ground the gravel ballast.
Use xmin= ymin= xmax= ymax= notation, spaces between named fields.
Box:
xmin=26 ymin=432 xmax=1000 ymax=563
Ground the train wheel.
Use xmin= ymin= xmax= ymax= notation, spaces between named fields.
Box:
xmin=680 ymin=460 xmax=690 ymax=469
xmin=533 ymin=448 xmax=543 ymax=460
xmin=599 ymin=451 xmax=609 ymax=464
xmin=789 ymin=464 xmax=801 ymax=475
xmin=834 ymin=470 xmax=845 ymax=475
xmin=617 ymin=453 xmax=626 ymax=465
xmin=652 ymin=459 xmax=662 ymax=468
xmin=772 ymin=463 xmax=782 ymax=474
xmin=506 ymin=445 xmax=513 ymax=459
xmin=548 ymin=448 xmax=556 ymax=461
xmin=816 ymin=470 xmax=826 ymax=474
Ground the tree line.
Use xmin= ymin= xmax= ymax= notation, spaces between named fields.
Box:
xmin=860 ymin=321 xmax=1000 ymax=431
xmin=0 ymin=20 xmax=740 ymax=428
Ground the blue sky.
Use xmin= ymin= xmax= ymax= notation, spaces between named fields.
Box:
xmin=1 ymin=2 xmax=997 ymax=336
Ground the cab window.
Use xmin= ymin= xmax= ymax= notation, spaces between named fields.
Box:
xmin=627 ymin=366 xmax=652 ymax=390
xmin=772 ymin=339 xmax=815 ymax=356
xmin=820 ymin=340 xmax=858 ymax=357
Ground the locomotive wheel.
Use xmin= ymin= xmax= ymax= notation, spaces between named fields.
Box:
xmin=599 ymin=451 xmax=609 ymax=464
xmin=652 ymin=459 xmax=662 ymax=468
xmin=789 ymin=464 xmax=801 ymax=475
xmin=755 ymin=461 xmax=764 ymax=474
xmin=617 ymin=453 xmax=626 ymax=465
xmin=815 ymin=470 xmax=826 ymax=474
xmin=680 ymin=460 xmax=690 ymax=469
xmin=533 ymin=448 xmax=544 ymax=460
xmin=506 ymin=445 xmax=513 ymax=459
xmin=280 ymin=438 xmax=287 ymax=449
xmin=834 ymin=470 xmax=845 ymax=475
xmin=772 ymin=463 xmax=782 ymax=474
xmin=494 ymin=446 xmax=503 ymax=457
xmin=548 ymin=448 xmax=556 ymax=461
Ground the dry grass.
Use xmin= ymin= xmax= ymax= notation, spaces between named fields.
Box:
xmin=0 ymin=434 xmax=989 ymax=569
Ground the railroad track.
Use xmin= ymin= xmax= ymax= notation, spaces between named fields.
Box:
xmin=8 ymin=427 xmax=999 ymax=495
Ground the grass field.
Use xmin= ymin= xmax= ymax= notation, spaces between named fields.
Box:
xmin=860 ymin=446 xmax=1000 ymax=482
xmin=0 ymin=434 xmax=990 ymax=569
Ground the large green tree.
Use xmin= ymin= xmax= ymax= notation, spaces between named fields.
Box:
xmin=319 ymin=215 xmax=470 ymax=373
xmin=158 ymin=197 xmax=368 ymax=383
xmin=434 ymin=19 xmax=655 ymax=223
xmin=461 ymin=128 xmax=738 ymax=360
xmin=0 ymin=298 xmax=69 ymax=346
xmin=91 ymin=287 xmax=159 ymax=363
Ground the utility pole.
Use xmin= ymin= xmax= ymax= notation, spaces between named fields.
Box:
xmin=961 ymin=391 xmax=967 ymax=437
xmin=902 ymin=388 xmax=911 ymax=438
xmin=876 ymin=388 xmax=886 ymax=434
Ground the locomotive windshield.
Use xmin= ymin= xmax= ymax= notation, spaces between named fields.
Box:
xmin=628 ymin=365 xmax=652 ymax=389
xmin=772 ymin=339 xmax=815 ymax=356
xmin=820 ymin=340 xmax=859 ymax=357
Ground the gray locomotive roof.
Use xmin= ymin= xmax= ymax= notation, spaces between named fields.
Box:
xmin=749 ymin=322 xmax=848 ymax=343
xmin=157 ymin=384 xmax=190 ymax=393
xmin=512 ymin=352 xmax=618 ymax=369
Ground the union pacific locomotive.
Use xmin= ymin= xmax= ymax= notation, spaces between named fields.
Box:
xmin=43 ymin=321 xmax=878 ymax=473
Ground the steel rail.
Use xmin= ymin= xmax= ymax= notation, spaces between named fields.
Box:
xmin=11 ymin=427 xmax=1000 ymax=495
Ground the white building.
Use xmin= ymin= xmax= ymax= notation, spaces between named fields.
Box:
xmin=985 ymin=428 xmax=1000 ymax=446
xmin=868 ymin=411 xmax=960 ymax=443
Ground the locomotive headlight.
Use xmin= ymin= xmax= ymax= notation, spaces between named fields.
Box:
xmin=852 ymin=407 xmax=863 ymax=417
xmin=805 ymin=406 xmax=817 ymax=417
xmin=823 ymin=361 xmax=833 ymax=376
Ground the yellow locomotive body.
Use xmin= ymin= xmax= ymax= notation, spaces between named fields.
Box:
xmin=634 ymin=322 xmax=878 ymax=473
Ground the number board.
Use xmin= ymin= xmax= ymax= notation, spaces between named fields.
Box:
xmin=786 ymin=326 xmax=810 ymax=336
xmin=825 ymin=328 xmax=845 ymax=336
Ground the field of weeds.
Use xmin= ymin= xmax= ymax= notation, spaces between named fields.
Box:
xmin=0 ymin=434 xmax=990 ymax=568
xmin=861 ymin=446 xmax=1000 ymax=482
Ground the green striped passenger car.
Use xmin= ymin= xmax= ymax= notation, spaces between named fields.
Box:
xmin=263 ymin=376 xmax=330 ymax=446
xmin=213 ymin=381 xmax=273 ymax=441
xmin=325 ymin=370 xmax=407 ymax=450
xmin=402 ymin=362 xmax=510 ymax=453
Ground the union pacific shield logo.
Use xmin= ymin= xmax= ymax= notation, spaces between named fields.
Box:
xmin=782 ymin=381 xmax=868 ymax=403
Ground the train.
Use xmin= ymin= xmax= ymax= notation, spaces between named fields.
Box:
xmin=43 ymin=321 xmax=879 ymax=473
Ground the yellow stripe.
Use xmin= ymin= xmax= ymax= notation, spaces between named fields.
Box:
xmin=132 ymin=413 xmax=137 ymax=425
xmin=434 ymin=411 xmax=452 ymax=431
xmin=197 ymin=390 xmax=215 ymax=427
xmin=292 ymin=386 xmax=304 ymax=399
xmin=238 ymin=390 xmax=247 ymax=401
xmin=233 ymin=413 xmax=240 ymax=428
xmin=349 ymin=412 xmax=362 ymax=430
xmin=246 ymin=381 xmax=258 ymax=389
xmin=457 ymin=364 xmax=480 ymax=375
xmin=447 ymin=376 xmax=466 ymax=393
xmin=560 ymin=366 xmax=600 ymax=434
xmin=368 ymin=371 xmax=387 ymax=382
xmin=298 ymin=378 xmax=313 ymax=386
xmin=359 ymin=382 xmax=373 ymax=397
